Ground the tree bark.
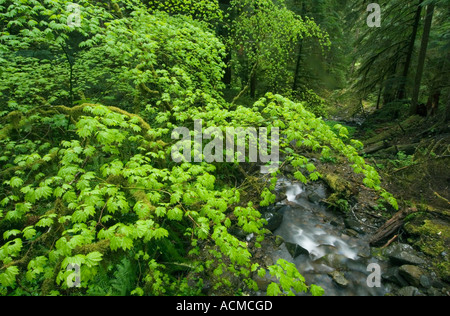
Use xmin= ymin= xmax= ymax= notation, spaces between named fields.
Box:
xmin=426 ymin=88 xmax=441 ymax=117
xmin=410 ymin=3 xmax=435 ymax=115
xmin=292 ymin=38 xmax=303 ymax=92
xmin=370 ymin=208 xmax=413 ymax=246
xmin=376 ymin=85 xmax=383 ymax=110
xmin=397 ymin=1 xmax=423 ymax=100
xmin=445 ymin=92 xmax=450 ymax=123
xmin=222 ymin=48 xmax=232 ymax=86
xmin=382 ymin=62 xmax=400 ymax=105
xmin=250 ymin=66 xmax=257 ymax=99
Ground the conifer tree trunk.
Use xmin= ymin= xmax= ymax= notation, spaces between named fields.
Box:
xmin=250 ymin=69 xmax=257 ymax=98
xmin=292 ymin=1 xmax=306 ymax=93
xmin=397 ymin=0 xmax=423 ymax=100
xmin=410 ymin=3 xmax=435 ymax=115
xmin=445 ymin=92 xmax=450 ymax=123
xmin=292 ymin=39 xmax=303 ymax=92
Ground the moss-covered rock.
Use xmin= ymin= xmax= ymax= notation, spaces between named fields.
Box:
xmin=323 ymin=174 xmax=352 ymax=197
xmin=404 ymin=214 xmax=450 ymax=282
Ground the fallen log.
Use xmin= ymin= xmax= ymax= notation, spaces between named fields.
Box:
xmin=369 ymin=208 xmax=414 ymax=246
xmin=362 ymin=141 xmax=389 ymax=155
xmin=376 ymin=143 xmax=420 ymax=156
xmin=363 ymin=142 xmax=419 ymax=156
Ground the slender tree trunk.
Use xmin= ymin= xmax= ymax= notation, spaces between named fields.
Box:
xmin=445 ymin=92 xmax=450 ymax=123
xmin=61 ymin=43 xmax=74 ymax=107
xmin=292 ymin=1 xmax=306 ymax=93
xmin=397 ymin=1 xmax=423 ymax=100
xmin=383 ymin=61 xmax=399 ymax=105
xmin=410 ymin=3 xmax=435 ymax=115
xmin=426 ymin=85 xmax=441 ymax=117
xmin=222 ymin=48 xmax=232 ymax=86
xmin=376 ymin=85 xmax=383 ymax=110
xmin=250 ymin=68 xmax=257 ymax=98
xmin=292 ymin=39 xmax=303 ymax=92
xmin=426 ymin=51 xmax=449 ymax=116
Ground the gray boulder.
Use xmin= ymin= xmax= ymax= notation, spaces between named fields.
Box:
xmin=384 ymin=243 xmax=426 ymax=266
xmin=285 ymin=242 xmax=310 ymax=258
xmin=328 ymin=270 xmax=350 ymax=287
xmin=397 ymin=286 xmax=424 ymax=296
xmin=263 ymin=212 xmax=283 ymax=232
xmin=398 ymin=265 xmax=425 ymax=288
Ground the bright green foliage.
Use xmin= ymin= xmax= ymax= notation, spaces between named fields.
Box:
xmin=0 ymin=0 xmax=124 ymax=109
xmin=0 ymin=1 xmax=225 ymax=113
xmin=262 ymin=259 xmax=324 ymax=296
xmin=228 ymin=0 xmax=330 ymax=96
xmin=99 ymin=9 xmax=227 ymax=114
xmin=145 ymin=0 xmax=223 ymax=24
xmin=0 ymin=95 xmax=395 ymax=296
xmin=266 ymin=259 xmax=307 ymax=296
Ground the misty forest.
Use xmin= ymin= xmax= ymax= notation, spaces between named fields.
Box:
xmin=0 ymin=0 xmax=449 ymax=297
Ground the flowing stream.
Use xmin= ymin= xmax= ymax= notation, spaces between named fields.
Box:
xmin=266 ymin=178 xmax=391 ymax=296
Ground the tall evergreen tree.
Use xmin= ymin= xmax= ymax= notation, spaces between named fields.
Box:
xmin=349 ymin=0 xmax=427 ymax=106
xmin=410 ymin=2 xmax=436 ymax=115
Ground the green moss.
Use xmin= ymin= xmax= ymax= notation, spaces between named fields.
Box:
xmin=323 ymin=174 xmax=352 ymax=197
xmin=77 ymin=240 xmax=111 ymax=256
xmin=405 ymin=215 xmax=450 ymax=281
xmin=405 ymin=218 xmax=450 ymax=255
xmin=0 ymin=111 xmax=24 ymax=140
xmin=436 ymin=261 xmax=450 ymax=283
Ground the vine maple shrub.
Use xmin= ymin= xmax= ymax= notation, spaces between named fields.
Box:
xmin=0 ymin=96 xmax=397 ymax=296
xmin=171 ymin=119 xmax=280 ymax=173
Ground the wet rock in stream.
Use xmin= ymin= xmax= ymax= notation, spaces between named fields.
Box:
xmin=285 ymin=242 xmax=310 ymax=258
xmin=328 ymin=271 xmax=350 ymax=287
xmin=264 ymin=178 xmax=388 ymax=295
xmin=259 ymin=205 xmax=287 ymax=232
xmin=344 ymin=217 xmax=366 ymax=234
xmin=397 ymin=286 xmax=424 ymax=296
xmin=255 ymin=177 xmax=450 ymax=296
xmin=383 ymin=243 xmax=426 ymax=266
xmin=307 ymin=192 xmax=323 ymax=204
xmin=398 ymin=265 xmax=425 ymax=288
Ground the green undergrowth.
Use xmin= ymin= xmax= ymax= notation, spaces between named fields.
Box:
xmin=405 ymin=212 xmax=450 ymax=282
xmin=0 ymin=1 xmax=397 ymax=296
xmin=0 ymin=94 xmax=398 ymax=296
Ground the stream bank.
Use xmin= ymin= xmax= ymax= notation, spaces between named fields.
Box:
xmin=249 ymin=176 xmax=449 ymax=296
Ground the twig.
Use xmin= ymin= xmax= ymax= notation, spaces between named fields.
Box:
xmin=231 ymin=85 xmax=249 ymax=105
xmin=96 ymin=203 xmax=108 ymax=228
xmin=391 ymin=163 xmax=417 ymax=174
xmin=351 ymin=205 xmax=378 ymax=230
xmin=397 ymin=121 xmax=406 ymax=134
xmin=232 ymin=62 xmax=258 ymax=105
xmin=381 ymin=235 xmax=398 ymax=249
xmin=434 ymin=192 xmax=450 ymax=205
